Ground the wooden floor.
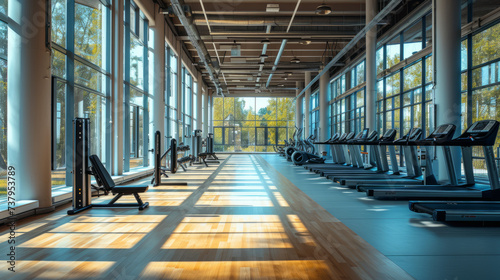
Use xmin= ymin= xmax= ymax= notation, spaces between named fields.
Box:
xmin=0 ymin=155 xmax=412 ymax=279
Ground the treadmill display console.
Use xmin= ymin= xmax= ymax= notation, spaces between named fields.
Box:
xmin=383 ymin=129 xmax=396 ymax=138
xmin=329 ymin=133 xmax=339 ymax=143
xmin=450 ymin=120 xmax=499 ymax=146
xmin=361 ymin=128 xmax=369 ymax=140
xmin=343 ymin=132 xmax=355 ymax=141
xmin=416 ymin=124 xmax=456 ymax=146
xmin=468 ymin=120 xmax=495 ymax=133
xmin=367 ymin=131 xmax=378 ymax=141
xmin=408 ymin=128 xmax=423 ymax=141
xmin=433 ymin=124 xmax=453 ymax=136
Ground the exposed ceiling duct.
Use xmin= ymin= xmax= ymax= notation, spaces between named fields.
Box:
xmin=168 ymin=0 xmax=224 ymax=96
xmin=189 ymin=15 xmax=379 ymax=27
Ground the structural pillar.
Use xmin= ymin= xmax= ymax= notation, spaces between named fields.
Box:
xmin=365 ymin=0 xmax=377 ymax=131
xmin=113 ymin=0 xmax=125 ymax=175
xmin=8 ymin=0 xmax=52 ymax=209
xmin=203 ymin=88 xmax=209 ymax=135
xmin=304 ymin=72 xmax=311 ymax=138
xmin=208 ymin=92 xmax=213 ymax=133
xmin=177 ymin=42 xmax=183 ymax=141
xmin=295 ymin=81 xmax=303 ymax=131
xmin=319 ymin=68 xmax=329 ymax=153
xmin=433 ymin=0 xmax=462 ymax=181
xmin=153 ymin=6 xmax=165 ymax=155
xmin=196 ymin=73 xmax=203 ymax=131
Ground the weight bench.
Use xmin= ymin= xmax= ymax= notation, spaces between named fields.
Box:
xmin=89 ymin=155 xmax=149 ymax=210
xmin=177 ymin=155 xmax=193 ymax=171
xmin=196 ymin=153 xmax=209 ymax=167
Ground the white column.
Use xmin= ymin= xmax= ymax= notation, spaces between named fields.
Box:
xmin=153 ymin=8 xmax=165 ymax=148
xmin=304 ymin=72 xmax=311 ymax=137
xmin=208 ymin=92 xmax=213 ymax=133
xmin=319 ymin=68 xmax=329 ymax=145
xmin=365 ymin=0 xmax=377 ymax=131
xmin=8 ymin=0 xmax=52 ymax=209
xmin=203 ymin=88 xmax=209 ymax=135
xmin=177 ymin=43 xmax=183 ymax=141
xmin=295 ymin=81 xmax=303 ymax=130
xmin=433 ymin=0 xmax=462 ymax=181
xmin=111 ymin=0 xmax=124 ymax=175
xmin=196 ymin=73 xmax=203 ymax=131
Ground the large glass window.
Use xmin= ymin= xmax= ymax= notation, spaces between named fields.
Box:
xmin=50 ymin=0 xmax=110 ymax=188
xmin=0 ymin=18 xmax=7 ymax=201
xmin=182 ymin=67 xmax=192 ymax=142
xmin=464 ymin=20 xmax=500 ymax=178
xmin=213 ymin=97 xmax=295 ymax=152
xmin=124 ymin=1 xmax=149 ymax=171
xmin=166 ymin=46 xmax=178 ymax=141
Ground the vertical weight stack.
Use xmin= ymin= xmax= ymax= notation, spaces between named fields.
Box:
xmin=207 ymin=133 xmax=214 ymax=154
xmin=68 ymin=118 xmax=92 ymax=215
xmin=153 ymin=131 xmax=161 ymax=186
xmin=170 ymin=138 xmax=178 ymax=173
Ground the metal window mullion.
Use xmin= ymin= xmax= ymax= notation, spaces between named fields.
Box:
xmin=64 ymin=0 xmax=76 ymax=186
xmin=74 ymin=83 xmax=105 ymax=97
xmin=123 ymin=0 xmax=131 ymax=172
xmin=74 ymin=54 xmax=107 ymax=74
xmin=104 ymin=4 xmax=112 ymax=170
xmin=470 ymin=56 xmax=500 ymax=72
xmin=142 ymin=19 xmax=149 ymax=167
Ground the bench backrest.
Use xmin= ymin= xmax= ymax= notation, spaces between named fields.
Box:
xmin=89 ymin=155 xmax=115 ymax=191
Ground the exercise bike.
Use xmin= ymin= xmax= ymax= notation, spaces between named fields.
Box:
xmin=291 ymin=134 xmax=325 ymax=166
xmin=285 ymin=127 xmax=306 ymax=161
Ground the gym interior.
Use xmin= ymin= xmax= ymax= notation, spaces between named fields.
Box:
xmin=1 ymin=0 xmax=500 ymax=279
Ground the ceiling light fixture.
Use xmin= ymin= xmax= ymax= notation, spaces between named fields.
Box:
xmin=300 ymin=40 xmax=312 ymax=45
xmin=259 ymin=54 xmax=269 ymax=59
xmin=290 ymin=50 xmax=300 ymax=64
xmin=261 ymin=39 xmax=270 ymax=44
xmin=315 ymin=3 xmax=332 ymax=15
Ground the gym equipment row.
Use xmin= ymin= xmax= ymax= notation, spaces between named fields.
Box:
xmin=151 ymin=129 xmax=220 ymax=186
xmin=278 ymin=120 xmax=500 ymax=222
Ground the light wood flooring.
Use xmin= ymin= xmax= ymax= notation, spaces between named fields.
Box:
xmin=0 ymin=155 xmax=412 ymax=279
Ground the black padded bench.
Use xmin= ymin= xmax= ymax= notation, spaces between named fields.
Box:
xmin=89 ymin=155 xmax=149 ymax=210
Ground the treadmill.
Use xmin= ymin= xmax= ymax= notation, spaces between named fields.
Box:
xmin=304 ymin=132 xmax=345 ymax=172
xmin=321 ymin=129 xmax=398 ymax=178
xmin=332 ymin=128 xmax=425 ymax=188
xmin=319 ymin=130 xmax=385 ymax=177
xmin=307 ymin=132 xmax=357 ymax=174
xmin=306 ymin=133 xmax=341 ymax=172
xmin=371 ymin=120 xmax=500 ymax=200
xmin=313 ymin=130 xmax=374 ymax=176
xmin=359 ymin=124 xmax=456 ymax=196
xmin=409 ymin=120 xmax=500 ymax=221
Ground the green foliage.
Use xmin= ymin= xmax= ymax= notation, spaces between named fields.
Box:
xmin=213 ymin=97 xmax=296 ymax=151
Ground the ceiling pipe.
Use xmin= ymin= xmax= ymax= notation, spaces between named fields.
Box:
xmin=256 ymin=25 xmax=272 ymax=85
xmin=265 ymin=0 xmax=301 ymax=89
xmin=207 ymin=31 xmax=356 ymax=38
xmin=265 ymin=39 xmax=288 ymax=88
xmin=295 ymin=0 xmax=403 ymax=101
xmin=179 ymin=34 xmax=355 ymax=40
xmin=286 ymin=0 xmax=302 ymax=33
xmin=170 ymin=0 xmax=224 ymax=96
xmin=199 ymin=0 xmax=229 ymax=95
xmin=190 ymin=15 xmax=384 ymax=27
